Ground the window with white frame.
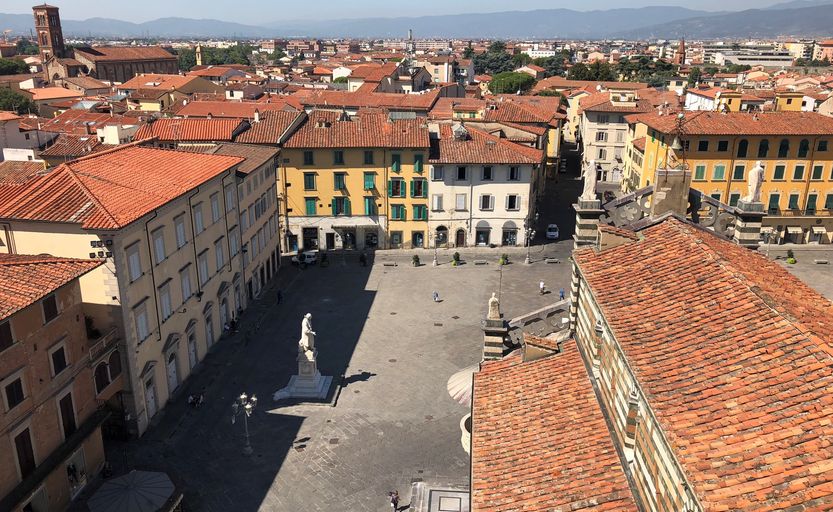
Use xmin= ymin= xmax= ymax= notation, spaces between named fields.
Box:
xmin=506 ymin=194 xmax=520 ymax=211
xmin=126 ymin=243 xmax=142 ymax=282
xmin=152 ymin=228 xmax=166 ymax=264
xmin=597 ymin=148 xmax=607 ymax=160
xmin=180 ymin=265 xmax=192 ymax=300
xmin=134 ymin=301 xmax=150 ymax=342
xmin=479 ymin=194 xmax=494 ymax=211
xmin=431 ymin=166 xmax=444 ymax=181
xmin=193 ymin=203 xmax=204 ymax=234
xmin=455 ymin=193 xmax=467 ymax=211
xmin=198 ymin=251 xmax=209 ymax=285
xmin=159 ymin=281 xmax=172 ymax=321
xmin=210 ymin=193 xmax=221 ymax=223
xmin=431 ymin=194 xmax=443 ymax=211
xmin=595 ymin=131 xmax=608 ymax=142
xmin=214 ymin=237 xmax=225 ymax=270
xmin=230 ymin=227 xmax=239 ymax=256
xmin=225 ymin=184 xmax=236 ymax=212
xmin=174 ymin=215 xmax=187 ymax=248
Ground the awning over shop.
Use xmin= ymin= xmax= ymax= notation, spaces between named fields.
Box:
xmin=787 ymin=226 xmax=803 ymax=234
xmin=812 ymin=226 xmax=826 ymax=234
xmin=332 ymin=218 xmax=379 ymax=229
xmin=760 ymin=226 xmax=774 ymax=233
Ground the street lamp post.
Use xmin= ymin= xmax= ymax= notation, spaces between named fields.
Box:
xmin=429 ymin=230 xmax=438 ymax=266
xmin=232 ymin=392 xmax=258 ymax=455
xmin=524 ymin=212 xmax=538 ymax=265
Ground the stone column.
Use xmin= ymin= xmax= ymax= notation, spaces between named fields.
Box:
xmin=482 ymin=293 xmax=507 ymax=361
xmin=733 ymin=200 xmax=765 ymax=249
xmin=573 ymin=199 xmax=605 ymax=247
xmin=568 ymin=261 xmax=581 ymax=336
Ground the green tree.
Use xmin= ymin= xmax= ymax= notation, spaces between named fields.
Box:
xmin=536 ymin=89 xmax=563 ymax=100
xmin=488 ymin=41 xmax=507 ymax=54
xmin=569 ymin=62 xmax=591 ymax=80
xmin=15 ymin=38 xmax=40 ymax=55
xmin=687 ymin=66 xmax=702 ymax=86
xmin=512 ymin=53 xmax=532 ymax=67
xmin=462 ymin=46 xmax=474 ymax=59
xmin=0 ymin=89 xmax=36 ymax=114
xmin=704 ymin=66 xmax=719 ymax=76
xmin=489 ymin=71 xmax=535 ymax=94
xmin=0 ymin=58 xmax=28 ymax=76
xmin=177 ymin=49 xmax=196 ymax=71
xmin=333 ymin=76 xmax=348 ymax=84
xmin=533 ymin=56 xmax=565 ymax=77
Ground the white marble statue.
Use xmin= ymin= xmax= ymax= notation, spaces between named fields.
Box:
xmin=487 ymin=292 xmax=500 ymax=321
xmin=299 ymin=313 xmax=316 ymax=358
xmin=581 ymin=160 xmax=598 ymax=201
xmin=744 ymin=160 xmax=765 ymax=203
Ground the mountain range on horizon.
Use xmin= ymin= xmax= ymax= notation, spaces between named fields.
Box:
xmin=2 ymin=1 xmax=833 ymax=40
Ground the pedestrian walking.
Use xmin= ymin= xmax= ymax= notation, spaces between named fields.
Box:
xmin=559 ymin=288 xmax=565 ymax=300
xmin=539 ymin=281 xmax=545 ymax=295
xmin=432 ymin=290 xmax=440 ymax=302
xmin=388 ymin=491 xmax=400 ymax=509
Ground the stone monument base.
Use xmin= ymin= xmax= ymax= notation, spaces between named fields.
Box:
xmin=273 ymin=371 xmax=333 ymax=401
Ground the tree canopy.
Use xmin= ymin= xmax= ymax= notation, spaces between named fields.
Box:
xmin=177 ymin=44 xmax=258 ymax=71
xmin=489 ymin=71 xmax=535 ymax=94
xmin=473 ymin=41 xmax=514 ymax=75
xmin=0 ymin=89 xmax=36 ymax=114
xmin=15 ymin=38 xmax=40 ymax=56
xmin=569 ymin=61 xmax=616 ymax=81
xmin=0 ymin=58 xmax=28 ymax=76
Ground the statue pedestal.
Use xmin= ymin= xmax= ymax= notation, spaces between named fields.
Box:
xmin=573 ymin=199 xmax=604 ymax=247
xmin=733 ymin=200 xmax=765 ymax=249
xmin=273 ymin=348 xmax=333 ymax=401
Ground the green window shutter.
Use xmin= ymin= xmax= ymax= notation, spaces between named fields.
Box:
xmin=392 ymin=154 xmax=401 ymax=173
xmin=415 ymin=154 xmax=423 ymax=173
xmin=768 ymin=194 xmax=780 ymax=213
xmin=388 ymin=180 xmax=393 ymax=197
xmin=332 ymin=201 xmax=337 ymax=216
xmin=364 ymin=172 xmax=374 ymax=190
xmin=345 ymin=198 xmax=351 ymax=216
xmin=774 ymin=165 xmax=785 ymax=180
xmin=789 ymin=194 xmax=800 ymax=209
xmin=825 ymin=194 xmax=833 ymax=210
xmin=694 ymin=165 xmax=705 ymax=180
xmin=409 ymin=180 xmax=415 ymax=197
xmin=807 ymin=194 xmax=818 ymax=212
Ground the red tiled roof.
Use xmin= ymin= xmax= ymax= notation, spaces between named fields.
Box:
xmin=429 ymin=123 xmax=542 ymax=164
xmin=200 ymin=143 xmax=279 ymax=174
xmin=0 ymin=143 xmax=243 ymax=230
xmin=0 ymin=111 xmax=22 ymax=122
xmin=294 ymin=88 xmax=442 ymax=111
xmin=134 ymin=118 xmax=246 ymax=142
xmin=0 ymin=160 xmax=46 ymax=184
xmin=471 ymin=341 xmax=638 ymax=512
xmin=579 ymin=92 xmax=654 ymax=114
xmin=26 ymin=87 xmax=84 ymax=102
xmin=631 ymin=136 xmax=646 ymax=152
xmin=40 ymin=133 xmax=114 ymax=159
xmin=119 ymin=73 xmax=198 ymax=91
xmin=0 ymin=254 xmax=103 ymax=320
xmin=186 ymin=66 xmax=239 ymax=78
xmin=573 ymin=216 xmax=833 ymax=511
xmin=39 ymin=110 xmax=131 ymax=136
xmin=638 ymin=110 xmax=833 ymax=136
xmin=174 ymin=100 xmax=299 ymax=118
xmin=533 ymin=76 xmax=647 ymax=93
xmin=74 ymin=46 xmax=176 ymax=63
xmin=234 ymin=110 xmax=304 ymax=145
xmin=284 ymin=110 xmax=429 ymax=149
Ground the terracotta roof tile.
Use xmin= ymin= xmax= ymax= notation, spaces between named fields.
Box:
xmin=294 ymin=88 xmax=442 ymax=112
xmin=429 ymin=124 xmax=542 ymax=164
xmin=234 ymin=110 xmax=304 ymax=145
xmin=75 ymin=46 xmax=176 ymax=63
xmin=284 ymin=110 xmax=429 ymax=149
xmin=173 ymin=99 xmax=299 ymax=118
xmin=472 ymin=341 xmax=638 ymax=512
xmin=573 ymin=216 xmax=833 ymax=511
xmin=532 ymin=76 xmax=647 ymax=93
xmin=638 ymin=110 xmax=833 ymax=136
xmin=134 ymin=118 xmax=246 ymax=142
xmin=119 ymin=73 xmax=198 ymax=91
xmin=0 ymin=161 xmax=46 ymax=184
xmin=0 ymin=254 xmax=103 ymax=320
xmin=0 ymin=111 xmax=22 ymax=122
xmin=39 ymin=110 xmax=132 ymax=136
xmin=0 ymin=143 xmax=243 ymax=230
xmin=40 ymin=133 xmax=114 ymax=158
xmin=26 ymin=87 xmax=84 ymax=101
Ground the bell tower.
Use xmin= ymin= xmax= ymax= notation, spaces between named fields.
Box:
xmin=32 ymin=4 xmax=65 ymax=62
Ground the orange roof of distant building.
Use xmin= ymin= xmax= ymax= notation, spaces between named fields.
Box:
xmin=39 ymin=110 xmax=132 ymax=136
xmin=119 ymin=73 xmax=199 ymax=91
xmin=0 ymin=160 xmax=46 ymax=185
xmin=74 ymin=46 xmax=176 ymax=62
xmin=472 ymin=341 xmax=638 ymax=512
xmin=284 ymin=110 xmax=428 ymax=149
xmin=40 ymin=134 xmax=114 ymax=159
xmin=578 ymin=91 xmax=654 ymax=114
xmin=26 ymin=87 xmax=84 ymax=102
xmin=631 ymin=136 xmax=646 ymax=152
xmin=533 ymin=76 xmax=647 ymax=93
xmin=174 ymin=99 xmax=299 ymax=118
xmin=573 ymin=215 xmax=833 ymax=511
xmin=0 ymin=254 xmax=103 ymax=320
xmin=637 ymin=110 xmax=833 ymax=136
xmin=186 ymin=66 xmax=241 ymax=78
xmin=429 ymin=123 xmax=542 ymax=164
xmin=294 ymin=88 xmax=442 ymax=112
xmin=134 ymin=118 xmax=246 ymax=142
xmin=234 ymin=110 xmax=305 ymax=145
xmin=0 ymin=143 xmax=243 ymax=230
xmin=0 ymin=111 xmax=21 ymax=122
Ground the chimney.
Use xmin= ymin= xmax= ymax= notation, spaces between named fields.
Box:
xmin=254 ymin=109 xmax=260 ymax=123
xmin=650 ymin=167 xmax=692 ymax=218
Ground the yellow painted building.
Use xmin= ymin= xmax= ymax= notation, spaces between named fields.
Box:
xmin=281 ymin=110 xmax=430 ymax=250
xmin=626 ymin=110 xmax=833 ymax=244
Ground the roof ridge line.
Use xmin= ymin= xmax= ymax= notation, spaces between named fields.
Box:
xmin=62 ymin=164 xmax=121 ymax=228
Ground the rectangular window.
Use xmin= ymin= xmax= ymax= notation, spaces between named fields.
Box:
xmin=455 ymin=193 xmax=467 ymax=211
xmin=305 ymin=198 xmax=317 ymax=215
xmin=456 ymin=166 xmax=467 ymax=180
xmin=807 ymin=194 xmax=818 ymax=214
xmin=793 ymin=165 xmax=805 ymax=181
xmin=332 ymin=197 xmax=350 ymax=216
xmin=214 ymin=239 xmax=225 ymax=270
xmin=333 ymin=150 xmax=344 ymax=165
xmin=733 ymin=165 xmax=745 ymax=181
xmin=240 ymin=209 xmax=248 ymax=231
xmin=482 ymin=166 xmax=493 ymax=181
xmin=174 ymin=215 xmax=187 ymax=248
xmin=710 ymin=192 xmax=721 ymax=201
xmin=789 ymin=193 xmax=800 ymax=210
xmin=729 ymin=193 xmax=740 ymax=207
xmin=595 ymin=131 xmax=608 ymax=142
xmin=391 ymin=154 xmax=401 ymax=173
xmin=198 ymin=251 xmax=209 ymax=285
xmin=698 ymin=140 xmax=709 ymax=152
xmin=42 ymin=294 xmax=58 ymax=324
xmin=58 ymin=392 xmax=76 ymax=438
xmin=134 ymin=302 xmax=149 ymax=341
xmin=363 ymin=172 xmax=375 ymax=190
xmin=390 ymin=231 xmax=403 ymax=246
xmin=14 ymin=428 xmax=35 ymax=479
xmin=597 ymin=114 xmax=609 ymax=124
xmin=768 ymin=193 xmax=780 ymax=214
xmin=364 ymin=150 xmax=374 ymax=165
xmin=0 ymin=321 xmax=12 ymax=352
xmin=717 ymin=140 xmax=729 ymax=152
xmin=230 ymin=227 xmax=239 ymax=256
xmin=152 ymin=228 xmax=166 ymax=264
xmin=431 ymin=166 xmax=444 ymax=181
xmin=414 ymin=154 xmax=424 ymax=174
xmin=334 ymin=173 xmax=346 ymax=190
xmin=813 ymin=165 xmax=824 ymax=180
xmin=225 ymin=184 xmax=236 ymax=212
xmin=50 ymin=344 xmax=68 ymax=376
xmin=432 ymin=194 xmax=443 ymax=211
xmin=411 ymin=179 xmax=426 ymax=198
xmin=509 ymin=167 xmax=521 ymax=181
xmin=127 ymin=243 xmax=142 ymax=282
xmin=5 ymin=377 xmax=24 ymax=410
xmin=694 ymin=165 xmax=706 ymax=180
xmin=391 ymin=204 xmax=406 ymax=220
xmin=825 ymin=193 xmax=833 ymax=210
xmin=773 ymin=165 xmax=785 ymax=180
xmin=210 ymin=193 xmax=221 ymax=223
xmin=412 ymin=205 xmax=427 ymax=220
xmin=180 ymin=266 xmax=192 ymax=300
xmin=364 ymin=196 xmax=376 ymax=215
xmin=506 ymin=195 xmax=520 ymax=211
xmin=480 ymin=194 xmax=494 ymax=211
xmin=713 ymin=165 xmax=726 ymax=180
xmin=193 ymin=203 xmax=204 ymax=234
xmin=389 ymin=179 xmax=405 ymax=198
xmin=303 ymin=173 xmax=316 ymax=190
xmin=303 ymin=151 xmax=314 ymax=165
xmin=159 ymin=282 xmax=172 ymax=320
xmin=597 ymin=148 xmax=607 ymax=160
xmin=819 ymin=140 xmax=828 ymax=152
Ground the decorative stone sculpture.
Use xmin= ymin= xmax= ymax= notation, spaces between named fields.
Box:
xmin=581 ymin=160 xmax=598 ymax=201
xmin=487 ymin=293 xmax=500 ymax=321
xmin=744 ymin=160 xmax=765 ymax=203
xmin=273 ymin=313 xmax=332 ymax=401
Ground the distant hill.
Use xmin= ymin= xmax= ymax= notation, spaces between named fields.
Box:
xmin=764 ymin=0 xmax=833 ymax=9
xmin=618 ymin=4 xmax=833 ymax=39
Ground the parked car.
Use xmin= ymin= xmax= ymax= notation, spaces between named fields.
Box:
xmin=546 ymin=224 xmax=560 ymax=240
xmin=291 ymin=250 xmax=318 ymax=265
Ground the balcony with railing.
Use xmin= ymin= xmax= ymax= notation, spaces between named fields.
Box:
xmin=88 ymin=327 xmax=119 ymax=364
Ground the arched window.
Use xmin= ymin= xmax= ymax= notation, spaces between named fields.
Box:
xmin=108 ymin=351 xmax=122 ymax=378
xmin=757 ymin=139 xmax=769 ymax=158
xmin=778 ymin=139 xmax=790 ymax=158
xmin=435 ymin=226 xmax=448 ymax=246
xmin=737 ymin=139 xmax=749 ymax=158
xmin=798 ymin=139 xmax=810 ymax=158
xmin=94 ymin=362 xmax=110 ymax=394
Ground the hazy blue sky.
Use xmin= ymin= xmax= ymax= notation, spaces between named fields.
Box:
xmin=7 ymin=0 xmax=785 ymax=23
